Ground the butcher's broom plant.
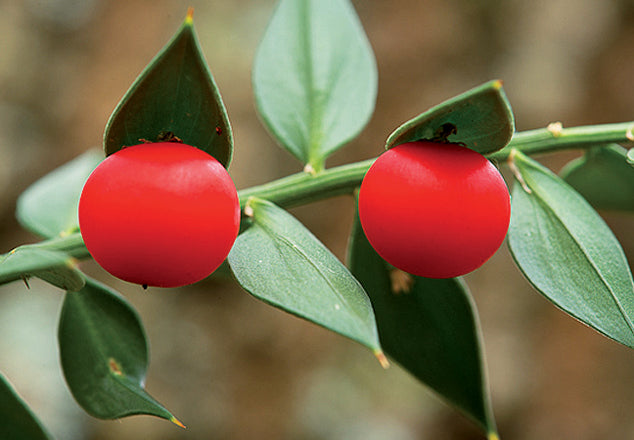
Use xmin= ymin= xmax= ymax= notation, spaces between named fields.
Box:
xmin=1 ymin=2 xmax=633 ymax=439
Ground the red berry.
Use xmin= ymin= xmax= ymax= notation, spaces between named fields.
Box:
xmin=358 ymin=141 xmax=510 ymax=278
xmin=78 ymin=142 xmax=240 ymax=287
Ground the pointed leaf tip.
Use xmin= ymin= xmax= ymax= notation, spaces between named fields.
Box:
xmin=185 ymin=6 xmax=194 ymax=24
xmin=374 ymin=350 xmax=390 ymax=369
xmin=170 ymin=416 xmax=187 ymax=429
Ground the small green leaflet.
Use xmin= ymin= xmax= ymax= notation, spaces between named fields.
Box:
xmin=0 ymin=373 xmax=53 ymax=440
xmin=58 ymin=278 xmax=184 ymax=427
xmin=253 ymin=0 xmax=377 ymax=171
xmin=508 ymin=150 xmax=634 ymax=347
xmin=348 ymin=210 xmax=497 ymax=437
xmin=16 ymin=150 xmax=102 ymax=239
xmin=560 ymin=144 xmax=634 ymax=211
xmin=104 ymin=9 xmax=232 ymax=167
xmin=228 ymin=197 xmax=386 ymax=364
xmin=386 ymin=80 xmax=514 ymax=155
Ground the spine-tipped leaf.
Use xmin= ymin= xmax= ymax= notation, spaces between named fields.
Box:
xmin=348 ymin=210 xmax=497 ymax=437
xmin=58 ymin=278 xmax=182 ymax=426
xmin=228 ymin=197 xmax=384 ymax=361
xmin=508 ymin=150 xmax=634 ymax=347
xmin=386 ymin=80 xmax=514 ymax=155
xmin=104 ymin=10 xmax=232 ymax=167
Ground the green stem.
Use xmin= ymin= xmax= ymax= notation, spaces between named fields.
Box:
xmin=240 ymin=122 xmax=634 ymax=208
xmin=237 ymin=158 xmax=375 ymax=209
xmin=3 ymin=122 xmax=632 ymax=264
xmin=0 ymin=160 xmax=376 ymax=263
xmin=31 ymin=232 xmax=91 ymax=259
xmin=489 ymin=121 xmax=634 ymax=161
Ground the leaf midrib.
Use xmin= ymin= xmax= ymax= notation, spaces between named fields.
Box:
xmin=253 ymin=210 xmax=376 ymax=347
xmin=298 ymin=1 xmax=316 ymax=160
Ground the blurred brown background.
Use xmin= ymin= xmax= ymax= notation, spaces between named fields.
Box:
xmin=1 ymin=0 xmax=633 ymax=439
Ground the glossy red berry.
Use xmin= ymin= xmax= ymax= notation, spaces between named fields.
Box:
xmin=358 ymin=141 xmax=510 ymax=279
xmin=79 ymin=142 xmax=240 ymax=287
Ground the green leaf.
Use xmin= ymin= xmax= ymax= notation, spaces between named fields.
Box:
xmin=58 ymin=278 xmax=184 ymax=427
xmin=0 ymin=373 xmax=53 ymax=440
xmin=386 ymin=80 xmax=514 ymax=155
xmin=104 ymin=10 xmax=232 ymax=167
xmin=560 ymin=144 xmax=634 ymax=211
xmin=253 ymin=0 xmax=377 ymax=171
xmin=0 ymin=246 xmax=84 ymax=291
xmin=228 ymin=197 xmax=384 ymax=361
xmin=16 ymin=150 xmax=102 ymax=238
xmin=508 ymin=150 xmax=634 ymax=348
xmin=348 ymin=210 xmax=497 ymax=437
